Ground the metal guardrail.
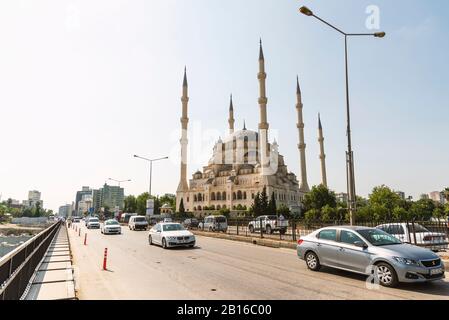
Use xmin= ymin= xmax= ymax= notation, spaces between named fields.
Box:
xmin=0 ymin=221 xmax=61 ymax=300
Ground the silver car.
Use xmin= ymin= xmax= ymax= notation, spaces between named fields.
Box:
xmin=297 ymin=226 xmax=445 ymax=287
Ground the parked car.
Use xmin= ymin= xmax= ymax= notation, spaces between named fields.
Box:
xmin=183 ymin=218 xmax=199 ymax=229
xmin=198 ymin=215 xmax=228 ymax=232
xmin=297 ymin=226 xmax=445 ymax=288
xmin=376 ymin=223 xmax=448 ymax=252
xmin=248 ymin=215 xmax=288 ymax=234
xmin=148 ymin=223 xmax=195 ymax=249
xmin=128 ymin=215 xmax=148 ymax=231
xmin=101 ymin=219 xmax=122 ymax=235
xmin=86 ymin=217 xmax=100 ymax=229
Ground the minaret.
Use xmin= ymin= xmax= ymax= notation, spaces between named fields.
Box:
xmin=318 ymin=113 xmax=328 ymax=188
xmin=228 ymin=94 xmax=235 ymax=134
xmin=296 ymin=76 xmax=310 ymax=192
xmin=258 ymin=39 xmax=269 ymax=164
xmin=177 ymin=67 xmax=189 ymax=193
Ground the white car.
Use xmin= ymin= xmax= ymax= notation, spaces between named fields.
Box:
xmin=148 ymin=223 xmax=195 ymax=249
xmin=377 ymin=223 xmax=448 ymax=251
xmin=101 ymin=219 xmax=122 ymax=235
xmin=86 ymin=217 xmax=100 ymax=229
xmin=128 ymin=215 xmax=149 ymax=231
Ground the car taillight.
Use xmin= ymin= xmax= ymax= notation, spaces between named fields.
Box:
xmin=297 ymin=239 xmax=304 ymax=245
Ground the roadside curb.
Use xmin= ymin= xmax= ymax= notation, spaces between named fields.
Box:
xmin=192 ymin=231 xmax=297 ymax=250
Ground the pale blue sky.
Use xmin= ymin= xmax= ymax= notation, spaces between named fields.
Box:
xmin=0 ymin=0 xmax=448 ymax=211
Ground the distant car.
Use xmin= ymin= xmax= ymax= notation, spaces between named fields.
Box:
xmin=86 ymin=217 xmax=100 ymax=229
xmin=128 ymin=216 xmax=148 ymax=231
xmin=183 ymin=218 xmax=199 ymax=229
xmin=101 ymin=219 xmax=122 ymax=235
xmin=198 ymin=215 xmax=227 ymax=232
xmin=148 ymin=223 xmax=195 ymax=249
xmin=248 ymin=215 xmax=289 ymax=235
xmin=376 ymin=223 xmax=448 ymax=252
xmin=72 ymin=217 xmax=81 ymax=223
xmin=297 ymin=226 xmax=445 ymax=288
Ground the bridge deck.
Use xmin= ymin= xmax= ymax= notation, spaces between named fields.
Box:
xmin=25 ymin=225 xmax=76 ymax=300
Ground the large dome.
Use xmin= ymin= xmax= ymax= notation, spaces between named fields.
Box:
xmin=222 ymin=129 xmax=258 ymax=144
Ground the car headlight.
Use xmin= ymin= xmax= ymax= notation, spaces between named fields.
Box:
xmin=393 ymin=257 xmax=419 ymax=266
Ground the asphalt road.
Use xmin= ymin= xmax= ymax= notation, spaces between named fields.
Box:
xmin=68 ymin=223 xmax=449 ymax=300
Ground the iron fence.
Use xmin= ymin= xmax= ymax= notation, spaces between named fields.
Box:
xmin=0 ymin=221 xmax=61 ymax=300
xmin=183 ymin=217 xmax=449 ymax=251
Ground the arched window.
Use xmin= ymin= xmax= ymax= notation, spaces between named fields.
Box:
xmin=222 ymin=205 xmax=227 ymax=209
xmin=198 ymin=193 xmax=202 ymax=202
xmin=217 ymin=205 xmax=221 ymax=210
xmin=211 ymin=192 xmax=216 ymax=201
xmin=243 ymin=192 xmax=247 ymax=200
xmin=216 ymin=192 xmax=221 ymax=201
xmin=233 ymin=192 xmax=237 ymax=200
xmin=210 ymin=205 xmax=215 ymax=210
xmin=193 ymin=207 xmax=197 ymax=211
xmin=194 ymin=195 xmax=197 ymax=202
xmin=237 ymin=191 xmax=242 ymax=200
xmin=222 ymin=191 xmax=227 ymax=200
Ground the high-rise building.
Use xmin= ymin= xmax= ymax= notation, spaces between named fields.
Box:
xmin=58 ymin=204 xmax=72 ymax=218
xmin=395 ymin=191 xmax=406 ymax=200
xmin=23 ymin=190 xmax=43 ymax=208
xmin=429 ymin=191 xmax=446 ymax=205
xmin=75 ymin=186 xmax=92 ymax=213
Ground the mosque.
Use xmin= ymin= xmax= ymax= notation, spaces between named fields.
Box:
xmin=175 ymin=41 xmax=327 ymax=215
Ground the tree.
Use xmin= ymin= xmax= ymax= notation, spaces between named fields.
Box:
xmin=302 ymin=185 xmax=337 ymax=212
xmin=219 ymin=207 xmax=231 ymax=218
xmin=268 ymin=192 xmax=277 ymax=214
xmin=443 ymin=188 xmax=449 ymax=203
xmin=259 ymin=187 xmax=269 ymax=215
xmin=136 ymin=192 xmax=150 ymax=216
xmin=33 ymin=201 xmax=42 ymax=217
xmin=321 ymin=205 xmax=337 ymax=222
xmin=178 ymin=198 xmax=186 ymax=215
xmin=250 ymin=192 xmax=261 ymax=217
xmin=159 ymin=194 xmax=176 ymax=209
xmin=124 ymin=195 xmax=137 ymax=213
xmin=410 ymin=199 xmax=435 ymax=221
xmin=368 ymin=185 xmax=402 ymax=219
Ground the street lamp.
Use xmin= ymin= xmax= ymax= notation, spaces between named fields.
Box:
xmin=133 ymin=155 xmax=169 ymax=197
xmin=107 ymin=178 xmax=131 ymax=188
xmin=299 ymin=6 xmax=385 ymax=225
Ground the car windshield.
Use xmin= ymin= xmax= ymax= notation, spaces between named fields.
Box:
xmin=134 ymin=217 xmax=146 ymax=222
xmin=89 ymin=218 xmax=99 ymax=222
xmin=215 ymin=217 xmax=226 ymax=222
xmin=163 ymin=224 xmax=184 ymax=231
xmin=358 ymin=229 xmax=402 ymax=246
xmin=106 ymin=220 xmax=119 ymax=225
xmin=406 ymin=224 xmax=430 ymax=233
xmin=267 ymin=215 xmax=278 ymax=220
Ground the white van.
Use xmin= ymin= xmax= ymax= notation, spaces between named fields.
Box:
xmin=199 ymin=215 xmax=228 ymax=232
xmin=128 ymin=215 xmax=149 ymax=231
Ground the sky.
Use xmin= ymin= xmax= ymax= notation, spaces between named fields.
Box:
xmin=0 ymin=0 xmax=448 ymax=211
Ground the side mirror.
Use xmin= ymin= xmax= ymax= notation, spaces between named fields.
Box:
xmin=354 ymin=241 xmax=368 ymax=249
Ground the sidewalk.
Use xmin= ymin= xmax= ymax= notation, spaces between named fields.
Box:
xmin=24 ymin=225 xmax=76 ymax=300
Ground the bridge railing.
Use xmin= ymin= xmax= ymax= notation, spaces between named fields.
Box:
xmin=0 ymin=221 xmax=61 ymax=300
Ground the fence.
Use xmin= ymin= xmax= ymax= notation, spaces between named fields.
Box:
xmin=184 ymin=217 xmax=449 ymax=250
xmin=0 ymin=221 xmax=61 ymax=300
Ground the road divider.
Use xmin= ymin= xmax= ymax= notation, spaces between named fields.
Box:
xmin=192 ymin=230 xmax=297 ymax=250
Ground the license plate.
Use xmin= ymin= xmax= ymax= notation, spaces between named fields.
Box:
xmin=430 ymin=268 xmax=444 ymax=275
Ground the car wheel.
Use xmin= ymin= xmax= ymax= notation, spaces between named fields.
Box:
xmin=209 ymin=227 xmax=213 ymax=232
xmin=374 ymin=262 xmax=398 ymax=288
xmin=129 ymin=225 xmax=131 ymax=230
xmin=280 ymin=228 xmax=286 ymax=235
xmin=249 ymin=225 xmax=254 ymax=233
xmin=162 ymin=238 xmax=167 ymax=249
xmin=266 ymin=225 xmax=272 ymax=234
xmin=148 ymin=235 xmax=153 ymax=245
xmin=305 ymin=251 xmax=321 ymax=271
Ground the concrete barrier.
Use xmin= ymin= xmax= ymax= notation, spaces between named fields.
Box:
xmin=193 ymin=230 xmax=297 ymax=250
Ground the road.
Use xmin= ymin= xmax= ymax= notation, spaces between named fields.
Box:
xmin=68 ymin=223 xmax=449 ymax=300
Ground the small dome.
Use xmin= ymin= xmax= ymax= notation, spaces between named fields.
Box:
xmin=161 ymin=203 xmax=171 ymax=208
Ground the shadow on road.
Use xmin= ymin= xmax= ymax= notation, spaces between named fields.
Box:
xmin=320 ymin=267 xmax=449 ymax=298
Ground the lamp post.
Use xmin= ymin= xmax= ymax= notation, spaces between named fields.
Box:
xmin=133 ymin=155 xmax=169 ymax=197
xmin=299 ymin=6 xmax=385 ymax=225
xmin=107 ymin=178 xmax=131 ymax=188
